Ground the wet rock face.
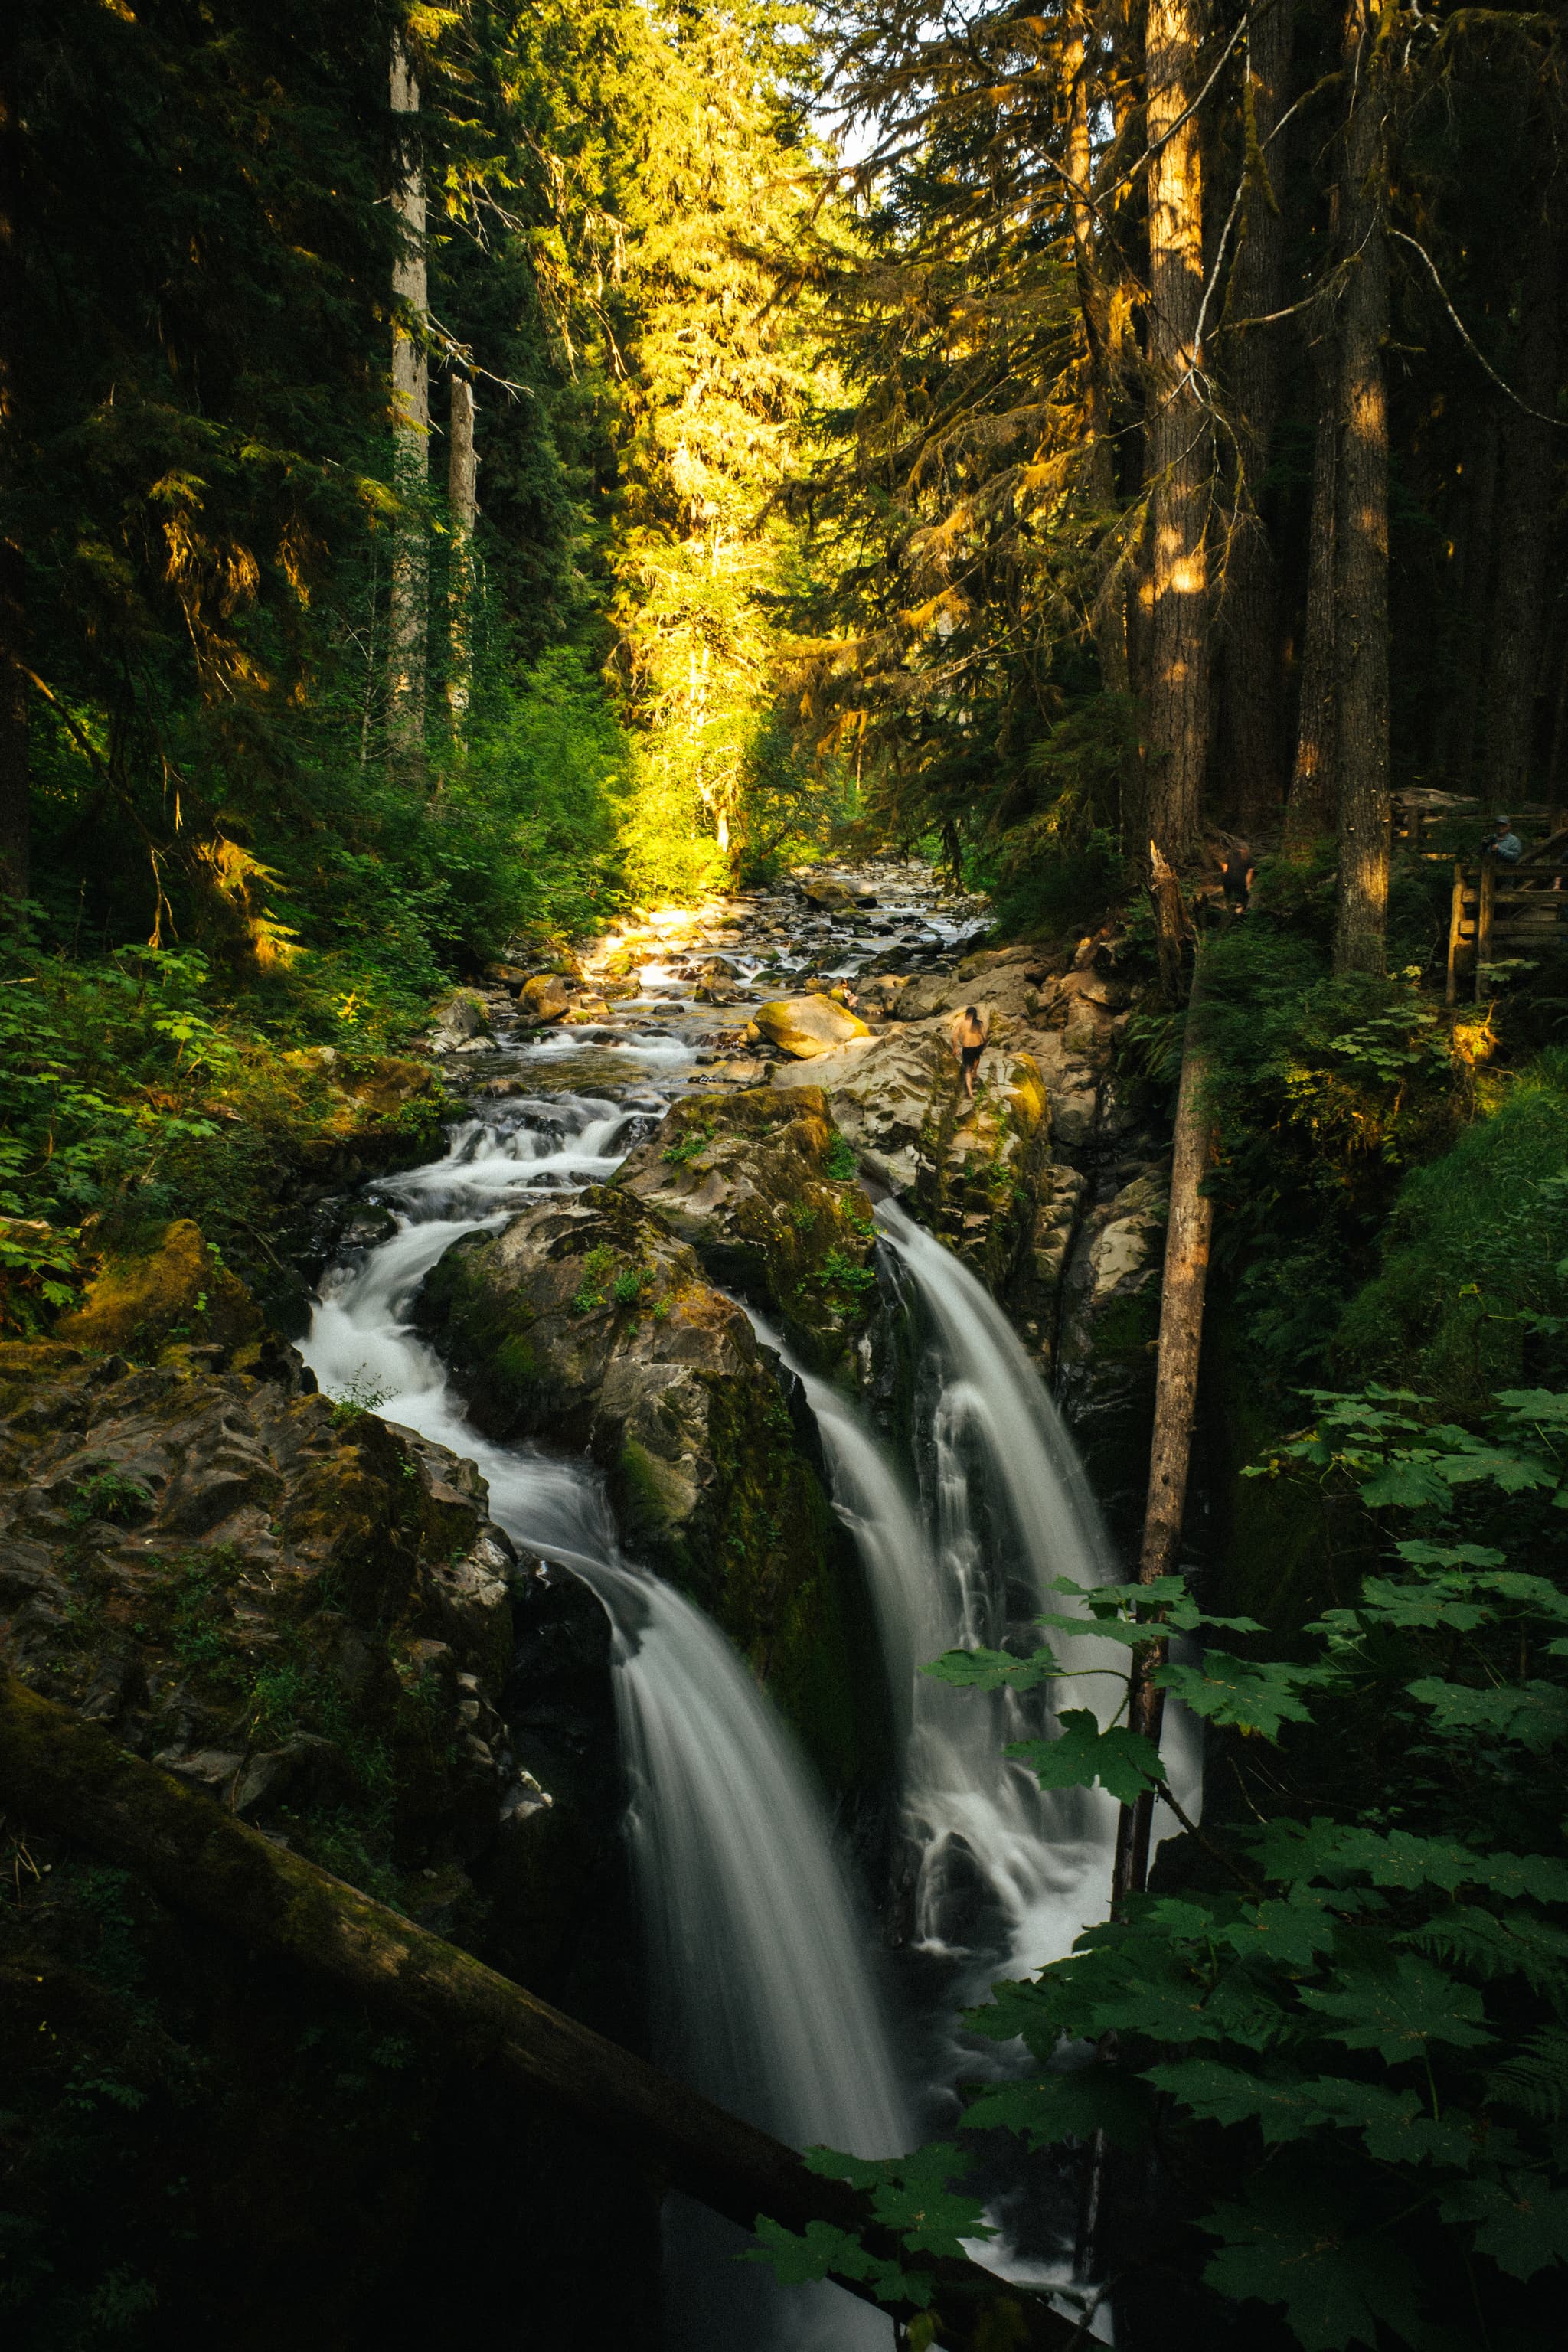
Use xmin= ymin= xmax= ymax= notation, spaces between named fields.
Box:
xmin=612 ymin=1086 xmax=880 ymax=1373
xmin=415 ymin=1186 xmax=884 ymax=1788
xmin=1057 ymin=1168 xmax=1169 ymax=1536
xmin=0 ymin=1341 xmax=547 ymax=1898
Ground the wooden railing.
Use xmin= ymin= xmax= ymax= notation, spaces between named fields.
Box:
xmin=1445 ymin=858 xmax=1568 ymax=1003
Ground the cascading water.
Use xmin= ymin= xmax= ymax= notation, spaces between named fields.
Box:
xmin=299 ymin=1089 xmax=910 ymax=2350
xmin=870 ymin=1200 xmax=1128 ymax=1979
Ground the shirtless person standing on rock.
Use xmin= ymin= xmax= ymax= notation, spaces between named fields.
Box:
xmin=949 ymin=1002 xmax=989 ymax=1101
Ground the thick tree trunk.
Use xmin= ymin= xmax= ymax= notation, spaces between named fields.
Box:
xmin=1067 ymin=2 xmax=1129 ymax=696
xmin=1142 ymin=0 xmax=1210 ymax=862
xmin=0 ymin=1668 xmax=1073 ymax=2352
xmin=1482 ymin=194 xmax=1561 ymax=810
xmin=1111 ymin=957 xmax=1214 ymax=1908
xmin=446 ymin=374 xmax=478 ymax=728
xmin=1220 ymin=0 xmax=1295 ymax=834
xmin=0 ymin=15 xmax=26 ymax=907
xmin=1284 ymin=322 xmax=1338 ymax=852
xmin=388 ymin=31 xmax=429 ymax=764
xmin=1330 ymin=0 xmax=1391 ymax=978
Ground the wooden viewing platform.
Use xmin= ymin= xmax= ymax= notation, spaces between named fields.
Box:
xmin=1445 ymin=853 xmax=1568 ymax=1002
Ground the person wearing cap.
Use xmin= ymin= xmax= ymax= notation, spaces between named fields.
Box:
xmin=949 ymin=1003 xmax=989 ymax=1101
xmin=1487 ymin=817 xmax=1524 ymax=865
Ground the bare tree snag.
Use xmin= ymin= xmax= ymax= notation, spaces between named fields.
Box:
xmin=0 ymin=1668 xmax=1075 ymax=2352
xmin=1330 ymin=0 xmax=1391 ymax=978
xmin=447 ymin=374 xmax=478 ymax=728
xmin=1148 ymin=839 xmax=1187 ymax=1005
xmin=1142 ymin=0 xmax=1210 ymax=861
xmin=388 ymin=31 xmax=429 ymax=764
xmin=1112 ymin=959 xmax=1214 ymax=1906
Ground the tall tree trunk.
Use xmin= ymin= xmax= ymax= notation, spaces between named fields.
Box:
xmin=1067 ymin=2 xmax=1129 ymax=696
xmin=1482 ymin=187 xmax=1561 ymax=811
xmin=0 ymin=1668 xmax=1075 ymax=2352
xmin=0 ymin=12 xmax=26 ymax=908
xmin=1330 ymin=0 xmax=1391 ymax=978
xmin=1112 ymin=952 xmax=1214 ymax=1908
xmin=387 ymin=31 xmax=429 ymax=765
xmin=446 ymin=374 xmax=478 ymax=729
xmin=1284 ymin=321 xmax=1338 ymax=852
xmin=1220 ymin=0 xmax=1295 ymax=835
xmin=1142 ymin=0 xmax=1210 ymax=862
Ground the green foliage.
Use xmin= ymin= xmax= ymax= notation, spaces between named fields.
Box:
xmin=1333 ymin=1053 xmax=1568 ymax=1406
xmin=823 ymin=1135 xmax=859 ymax=1181
xmin=763 ymin=1381 xmax=1568 ymax=2347
xmin=1194 ymin=929 xmax=1472 ymax=1396
xmin=662 ymin=1123 xmax=715 ymax=1168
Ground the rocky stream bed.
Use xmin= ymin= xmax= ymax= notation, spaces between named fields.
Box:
xmin=0 ymin=859 xmax=1176 ymax=2350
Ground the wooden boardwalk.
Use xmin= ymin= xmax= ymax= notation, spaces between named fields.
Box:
xmin=1445 ymin=852 xmax=1568 ymax=1002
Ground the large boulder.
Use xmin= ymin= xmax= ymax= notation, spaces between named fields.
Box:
xmin=613 ymin=1087 xmax=880 ymax=1372
xmin=414 ymin=1187 xmax=882 ymax=1786
xmin=518 ymin=974 xmax=572 ymax=1023
xmin=0 ymin=1341 xmax=527 ymax=1879
xmin=772 ymin=1024 xmax=952 ymax=1194
xmin=750 ymin=993 xmax=871 ymax=1060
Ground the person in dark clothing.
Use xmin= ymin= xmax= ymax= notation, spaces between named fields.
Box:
xmin=1220 ymin=856 xmax=1256 ymax=918
xmin=949 ymin=1003 xmax=989 ymax=1100
xmin=1487 ymin=817 xmax=1524 ymax=865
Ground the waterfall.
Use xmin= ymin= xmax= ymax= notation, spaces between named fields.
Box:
xmin=300 ymin=1094 xmax=910 ymax=2350
xmin=762 ymin=1228 xmax=1125 ymax=1985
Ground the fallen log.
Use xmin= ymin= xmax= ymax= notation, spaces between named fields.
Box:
xmin=0 ymin=1667 xmax=1075 ymax=2352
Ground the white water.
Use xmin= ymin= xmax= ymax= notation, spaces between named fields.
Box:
xmin=299 ymin=1083 xmax=1197 ymax=2344
xmin=299 ymin=1096 xmax=909 ymax=2348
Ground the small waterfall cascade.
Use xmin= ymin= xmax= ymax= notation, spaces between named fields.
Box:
xmin=763 ymin=1217 xmax=1126 ymax=1985
xmin=300 ymin=1093 xmax=910 ymax=2347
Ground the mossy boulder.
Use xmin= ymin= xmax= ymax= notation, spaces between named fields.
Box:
xmin=612 ymin=1087 xmax=880 ymax=1372
xmin=917 ymin=1046 xmax=1053 ymax=1292
xmin=414 ymin=1186 xmax=887 ymax=1788
xmin=56 ymin=1219 xmax=265 ymax=1368
xmin=0 ymin=1339 xmax=531 ymax=1894
xmin=750 ymin=993 xmax=871 ymax=1060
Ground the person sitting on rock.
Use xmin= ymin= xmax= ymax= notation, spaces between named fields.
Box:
xmin=949 ymin=1003 xmax=989 ymax=1101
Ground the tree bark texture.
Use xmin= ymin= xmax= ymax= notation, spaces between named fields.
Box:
xmin=1284 ymin=320 xmax=1338 ymax=852
xmin=388 ymin=32 xmax=429 ymax=762
xmin=1331 ymin=0 xmax=1391 ymax=978
xmin=1220 ymin=0 xmax=1295 ymax=833
xmin=1482 ymin=189 xmax=1561 ymax=810
xmin=1112 ymin=963 xmax=1214 ymax=1908
xmin=446 ymin=374 xmax=478 ymax=727
xmin=1067 ymin=2 xmax=1129 ymax=697
xmin=1142 ymin=0 xmax=1210 ymax=862
xmin=0 ymin=15 xmax=26 ymax=905
xmin=0 ymin=1668 xmax=1076 ymax=2352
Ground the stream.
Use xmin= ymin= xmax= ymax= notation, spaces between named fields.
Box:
xmin=299 ymin=871 xmax=1193 ymax=2347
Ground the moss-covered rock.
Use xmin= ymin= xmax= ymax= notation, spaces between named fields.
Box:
xmin=750 ymin=992 xmax=871 ymax=1059
xmin=917 ymin=1046 xmax=1053 ymax=1292
xmin=55 ymin=1220 xmax=264 ymax=1367
xmin=413 ymin=1186 xmax=887 ymax=1788
xmin=612 ymin=1086 xmax=880 ymax=1371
